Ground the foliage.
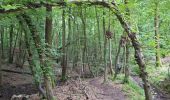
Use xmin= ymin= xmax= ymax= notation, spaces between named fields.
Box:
xmin=123 ymin=77 xmax=145 ymax=100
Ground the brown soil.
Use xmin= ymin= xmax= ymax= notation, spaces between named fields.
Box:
xmin=88 ymin=77 xmax=127 ymax=100
xmin=0 ymin=64 xmax=38 ymax=100
xmin=0 ymin=63 xmax=128 ymax=100
xmin=54 ymin=77 xmax=127 ymax=100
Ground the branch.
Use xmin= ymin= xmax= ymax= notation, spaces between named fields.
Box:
xmin=0 ymin=1 xmax=113 ymax=14
xmin=1 ymin=69 xmax=32 ymax=75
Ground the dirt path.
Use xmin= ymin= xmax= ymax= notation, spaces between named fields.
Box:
xmin=54 ymin=77 xmax=128 ymax=100
xmin=88 ymin=77 xmax=127 ymax=100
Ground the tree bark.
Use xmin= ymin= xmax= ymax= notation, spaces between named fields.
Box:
xmin=108 ymin=10 xmax=113 ymax=75
xmin=61 ymin=8 xmax=67 ymax=81
xmin=0 ymin=55 xmax=2 ymax=86
xmin=45 ymin=4 xmax=53 ymax=47
xmin=20 ymin=14 xmax=55 ymax=100
xmin=123 ymin=0 xmax=130 ymax=83
xmin=154 ymin=2 xmax=162 ymax=67
xmin=103 ymin=7 xmax=108 ymax=83
xmin=17 ymin=15 xmax=46 ymax=97
xmin=80 ymin=7 xmax=87 ymax=78
xmin=95 ymin=7 xmax=102 ymax=61
xmin=109 ymin=39 xmax=113 ymax=75
xmin=0 ymin=27 xmax=4 ymax=58
xmin=114 ymin=37 xmax=122 ymax=79
xmin=112 ymin=1 xmax=152 ymax=99
xmin=9 ymin=24 xmax=14 ymax=63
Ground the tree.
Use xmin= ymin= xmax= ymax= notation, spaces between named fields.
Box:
xmin=154 ymin=1 xmax=162 ymax=67
xmin=112 ymin=1 xmax=152 ymax=99
xmin=18 ymin=14 xmax=55 ymax=100
xmin=61 ymin=8 xmax=67 ymax=81
xmin=103 ymin=7 xmax=108 ymax=83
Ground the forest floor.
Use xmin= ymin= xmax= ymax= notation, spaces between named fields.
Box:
xmin=0 ymin=63 xmax=128 ymax=100
xmin=0 ymin=57 xmax=170 ymax=100
xmin=54 ymin=77 xmax=127 ymax=100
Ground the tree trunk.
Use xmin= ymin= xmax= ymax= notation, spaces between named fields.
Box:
xmin=80 ymin=7 xmax=87 ymax=78
xmin=45 ymin=4 xmax=56 ymax=87
xmin=109 ymin=39 xmax=113 ymax=75
xmin=67 ymin=7 xmax=72 ymax=70
xmin=0 ymin=55 xmax=2 ymax=86
xmin=9 ymin=24 xmax=14 ymax=63
xmin=19 ymin=14 xmax=55 ymax=100
xmin=0 ymin=27 xmax=4 ymax=58
xmin=103 ymin=8 xmax=108 ymax=83
xmin=61 ymin=8 xmax=67 ymax=81
xmin=124 ymin=37 xmax=130 ymax=83
xmin=114 ymin=37 xmax=122 ymax=79
xmin=123 ymin=0 xmax=130 ymax=83
xmin=154 ymin=2 xmax=162 ymax=67
xmin=17 ymin=16 xmax=46 ymax=96
xmin=95 ymin=7 xmax=102 ymax=61
xmin=112 ymin=1 xmax=152 ymax=99
xmin=45 ymin=4 xmax=53 ymax=47
xmin=108 ymin=10 xmax=113 ymax=75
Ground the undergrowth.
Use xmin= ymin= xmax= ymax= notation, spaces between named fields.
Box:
xmin=146 ymin=65 xmax=170 ymax=93
xmin=110 ymin=74 xmax=145 ymax=100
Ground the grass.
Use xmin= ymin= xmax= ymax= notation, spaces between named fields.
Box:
xmin=123 ymin=77 xmax=145 ymax=100
xmin=146 ymin=65 xmax=170 ymax=93
xmin=109 ymin=62 xmax=170 ymax=100
xmin=109 ymin=74 xmax=145 ymax=100
xmin=146 ymin=65 xmax=169 ymax=84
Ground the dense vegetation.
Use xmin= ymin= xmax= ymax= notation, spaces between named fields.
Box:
xmin=0 ymin=0 xmax=170 ymax=100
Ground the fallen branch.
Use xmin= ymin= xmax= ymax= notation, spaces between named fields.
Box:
xmin=1 ymin=69 xmax=32 ymax=75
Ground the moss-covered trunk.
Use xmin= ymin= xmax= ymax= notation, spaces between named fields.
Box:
xmin=21 ymin=14 xmax=55 ymax=100
xmin=112 ymin=1 xmax=152 ymax=100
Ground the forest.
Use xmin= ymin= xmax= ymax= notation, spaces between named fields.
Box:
xmin=0 ymin=0 xmax=170 ymax=100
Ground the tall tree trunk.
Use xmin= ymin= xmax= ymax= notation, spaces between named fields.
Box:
xmin=19 ymin=14 xmax=55 ymax=100
xmin=0 ymin=54 xmax=2 ymax=86
xmin=17 ymin=16 xmax=46 ymax=96
xmin=80 ymin=7 xmax=87 ymax=77
xmin=109 ymin=39 xmax=113 ymax=75
xmin=108 ymin=10 xmax=113 ymax=75
xmin=154 ymin=2 xmax=162 ymax=67
xmin=0 ymin=27 xmax=4 ymax=58
xmin=9 ymin=24 xmax=14 ymax=63
xmin=112 ymin=1 xmax=152 ymax=100
xmin=45 ymin=5 xmax=53 ymax=47
xmin=114 ymin=37 xmax=122 ymax=79
xmin=95 ymin=7 xmax=102 ymax=61
xmin=124 ymin=36 xmax=130 ymax=83
xmin=45 ymin=4 xmax=55 ymax=87
xmin=103 ymin=8 xmax=108 ymax=83
xmin=67 ymin=7 xmax=72 ymax=70
xmin=61 ymin=8 xmax=67 ymax=81
xmin=124 ymin=0 xmax=130 ymax=83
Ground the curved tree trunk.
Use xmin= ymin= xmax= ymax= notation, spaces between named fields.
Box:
xmin=112 ymin=1 xmax=152 ymax=99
